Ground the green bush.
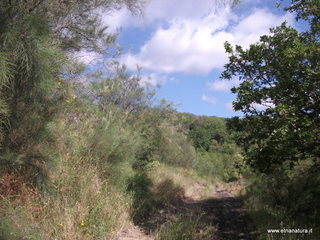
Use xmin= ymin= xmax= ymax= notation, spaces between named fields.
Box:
xmin=243 ymin=161 xmax=320 ymax=240
xmin=126 ymin=173 xmax=155 ymax=223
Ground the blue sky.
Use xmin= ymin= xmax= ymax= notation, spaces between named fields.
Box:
xmin=95 ymin=0 xmax=296 ymax=117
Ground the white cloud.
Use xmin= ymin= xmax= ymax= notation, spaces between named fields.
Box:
xmin=100 ymin=1 xmax=295 ymax=75
xmin=208 ymin=78 xmax=240 ymax=92
xmin=226 ymin=99 xmax=275 ymax=112
xmin=251 ymin=99 xmax=275 ymax=111
xmin=100 ymin=0 xmax=148 ymax=32
xmin=122 ymin=54 xmax=143 ymax=70
xmin=101 ymin=7 xmax=132 ymax=33
xmin=70 ymin=50 xmax=103 ymax=65
xmin=202 ymin=94 xmax=217 ymax=104
xmin=144 ymin=0 xmax=236 ymax=23
xmin=102 ymin=0 xmax=234 ymax=31
xmin=140 ymin=72 xmax=169 ymax=87
xmin=233 ymin=9 xmax=294 ymax=48
xmin=123 ymin=6 xmax=235 ymax=75
xmin=123 ymin=6 xmax=294 ymax=75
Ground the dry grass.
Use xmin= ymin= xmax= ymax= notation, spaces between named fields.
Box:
xmin=0 ymin=117 xmax=134 ymax=240
xmin=149 ymin=165 xmax=216 ymax=201
xmin=0 ymin=151 xmax=131 ymax=240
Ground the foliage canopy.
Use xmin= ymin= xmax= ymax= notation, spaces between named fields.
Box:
xmin=222 ymin=0 xmax=319 ymax=173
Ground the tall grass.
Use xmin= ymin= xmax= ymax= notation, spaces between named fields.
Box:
xmin=0 ymin=110 xmax=139 ymax=239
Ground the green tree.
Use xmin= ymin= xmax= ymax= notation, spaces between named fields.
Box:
xmin=0 ymin=10 xmax=66 ymax=151
xmin=0 ymin=0 xmax=143 ymax=151
xmin=90 ymin=62 xmax=155 ymax=117
xmin=222 ymin=0 xmax=319 ymax=173
xmin=189 ymin=117 xmax=226 ymax=151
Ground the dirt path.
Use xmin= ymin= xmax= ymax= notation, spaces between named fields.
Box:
xmin=115 ymin=181 xmax=258 ymax=240
xmin=200 ymin=187 xmax=258 ymax=240
xmin=113 ymin=225 xmax=153 ymax=240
